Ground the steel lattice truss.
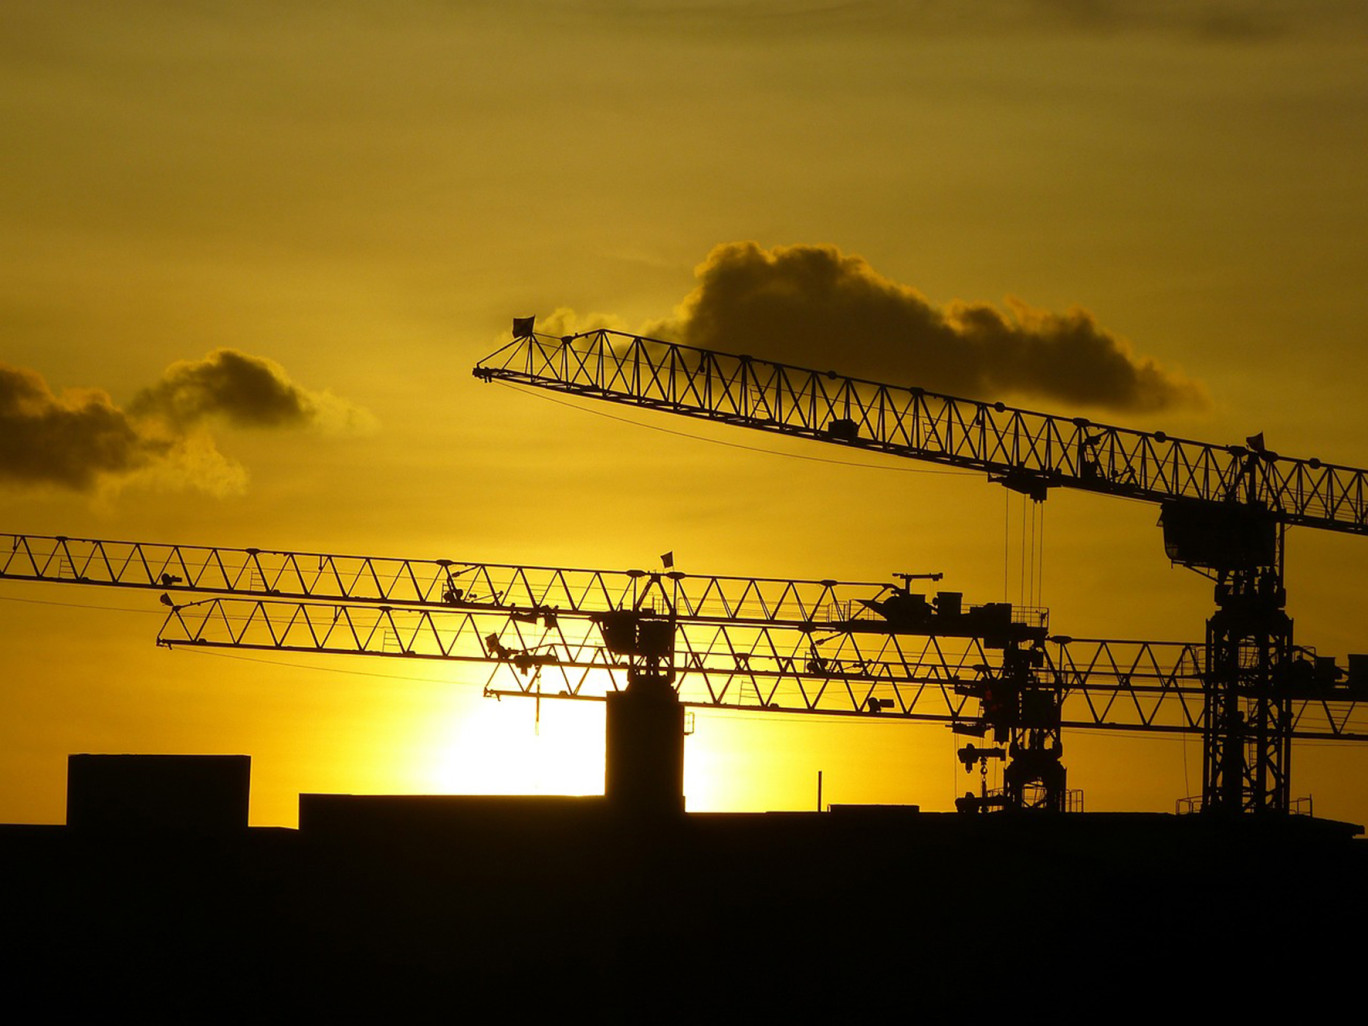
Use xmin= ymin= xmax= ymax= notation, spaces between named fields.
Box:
xmin=475 ymin=330 xmax=1368 ymax=533
xmin=0 ymin=532 xmax=885 ymax=626
xmin=155 ymin=599 xmax=1368 ymax=741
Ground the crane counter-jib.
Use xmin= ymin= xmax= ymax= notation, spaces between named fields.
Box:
xmin=474 ymin=328 xmax=1368 ymax=534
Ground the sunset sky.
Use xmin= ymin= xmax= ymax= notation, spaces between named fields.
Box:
xmin=4 ymin=1 xmax=1368 ymax=826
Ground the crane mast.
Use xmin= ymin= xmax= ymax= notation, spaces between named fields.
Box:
xmin=475 ymin=323 xmax=1368 ymax=814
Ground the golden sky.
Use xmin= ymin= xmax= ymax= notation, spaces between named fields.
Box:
xmin=3 ymin=1 xmax=1368 ymax=825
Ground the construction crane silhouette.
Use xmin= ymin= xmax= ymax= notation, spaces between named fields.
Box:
xmin=9 ymin=526 xmax=1360 ymax=815
xmin=474 ymin=321 xmax=1368 ymax=814
xmin=0 ymin=532 xmax=1038 ymax=807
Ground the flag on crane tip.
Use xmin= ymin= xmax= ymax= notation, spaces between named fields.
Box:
xmin=661 ymin=551 xmax=674 ymax=569
xmin=512 ymin=316 xmax=536 ymax=339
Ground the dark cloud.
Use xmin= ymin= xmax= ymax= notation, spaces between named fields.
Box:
xmin=0 ymin=366 xmax=164 ymax=491
xmin=645 ymin=242 xmax=1207 ymax=413
xmin=0 ymin=350 xmax=370 ymax=495
xmin=128 ymin=349 xmax=316 ymax=430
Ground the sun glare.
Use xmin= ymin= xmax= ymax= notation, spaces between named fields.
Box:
xmin=418 ymin=691 xmax=609 ymax=798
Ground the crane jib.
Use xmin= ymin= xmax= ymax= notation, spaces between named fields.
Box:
xmin=474 ymin=328 xmax=1368 ymax=537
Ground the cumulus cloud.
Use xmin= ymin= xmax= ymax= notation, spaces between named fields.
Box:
xmin=0 ymin=366 xmax=166 ymax=491
xmin=535 ymin=308 xmax=631 ymax=339
xmin=642 ymin=242 xmax=1207 ymax=413
xmin=128 ymin=350 xmax=316 ymax=430
xmin=0 ymin=350 xmax=371 ymax=496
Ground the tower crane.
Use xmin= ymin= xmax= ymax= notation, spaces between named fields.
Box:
xmin=1 ymin=531 xmax=1053 ymax=808
xmin=11 ymin=527 xmax=1363 ymax=814
xmin=157 ymin=591 xmax=1368 ymax=812
xmin=474 ymin=321 xmax=1368 ymax=814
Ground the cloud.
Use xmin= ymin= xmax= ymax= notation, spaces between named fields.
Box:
xmin=128 ymin=350 xmax=317 ymax=430
xmin=0 ymin=350 xmax=372 ymax=496
xmin=534 ymin=308 xmax=631 ymax=339
xmin=643 ymin=241 xmax=1207 ymax=413
xmin=0 ymin=366 xmax=166 ymax=491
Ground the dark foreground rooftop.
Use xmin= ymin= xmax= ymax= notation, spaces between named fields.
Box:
xmin=2 ymin=793 xmax=1364 ymax=1021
